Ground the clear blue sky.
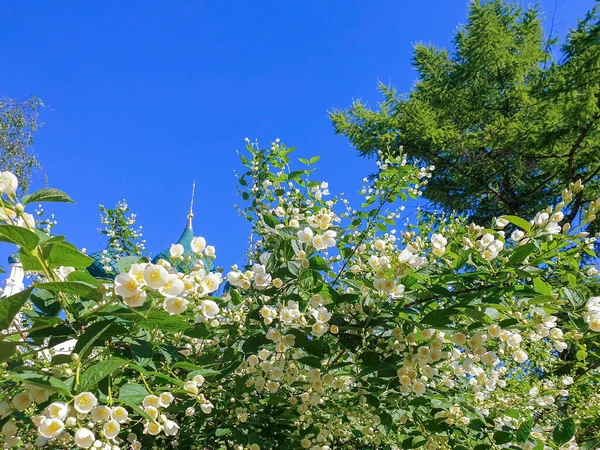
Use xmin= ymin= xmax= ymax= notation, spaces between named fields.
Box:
xmin=0 ymin=0 xmax=596 ymax=270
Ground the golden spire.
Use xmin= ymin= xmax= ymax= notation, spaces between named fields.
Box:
xmin=186 ymin=181 xmax=195 ymax=229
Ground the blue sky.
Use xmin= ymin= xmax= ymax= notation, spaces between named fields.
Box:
xmin=0 ymin=0 xmax=596 ymax=271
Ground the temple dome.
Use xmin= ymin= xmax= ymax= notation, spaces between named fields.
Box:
xmin=8 ymin=252 xmax=20 ymax=265
xmin=87 ymin=248 xmax=120 ymax=279
xmin=152 ymin=213 xmax=213 ymax=272
xmin=86 ymin=182 xmax=212 ymax=277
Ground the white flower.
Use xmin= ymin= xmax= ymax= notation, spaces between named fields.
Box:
xmin=252 ymin=265 xmax=272 ymax=290
xmin=297 ymin=227 xmax=314 ymax=243
xmin=311 ymin=307 xmax=332 ymax=323
xmin=513 ymin=350 xmax=528 ymax=363
xmin=546 ymin=222 xmax=561 ymax=235
xmin=199 ymin=299 xmax=220 ymax=318
xmin=160 ymin=274 xmax=185 ymax=297
xmin=204 ymin=245 xmax=216 ymax=257
xmin=274 ymin=206 xmax=285 ymax=217
xmin=534 ymin=212 xmax=549 ymax=225
xmin=487 ymin=324 xmax=501 ymax=338
xmin=2 ymin=419 xmax=17 ymax=436
xmin=123 ymin=289 xmax=147 ymax=308
xmin=129 ymin=263 xmax=147 ymax=282
xmin=184 ymin=381 xmax=199 ymax=395
xmin=431 ymin=233 xmax=447 ymax=248
xmin=191 ymin=236 xmax=206 ymax=254
xmin=114 ymin=273 xmax=140 ymax=297
xmin=159 ymin=392 xmax=174 ymax=408
xmin=73 ymin=392 xmax=98 ymax=414
xmin=169 ymin=244 xmax=184 ymax=259
xmin=495 ymin=217 xmax=509 ymax=228
xmin=103 ymin=420 xmax=120 ymax=439
xmin=0 ymin=171 xmax=18 ymax=195
xmin=27 ymin=385 xmax=50 ymax=404
xmin=74 ymin=428 xmax=95 ymax=448
xmin=142 ymin=395 xmax=161 ymax=409
xmin=311 ymin=321 xmax=328 ymax=337
xmin=164 ymin=419 xmax=180 ymax=436
xmin=562 ymin=376 xmax=574 ymax=386
xmin=412 ymin=381 xmax=426 ymax=395
xmin=12 ymin=391 xmax=32 ymax=411
xmin=201 ymin=273 xmax=222 ymax=294
xmin=586 ymin=296 xmax=600 ymax=312
xmin=91 ymin=405 xmax=111 ymax=423
xmin=144 ymin=420 xmax=162 ymax=435
xmin=38 ymin=418 xmax=65 ymax=439
xmin=0 ymin=208 xmax=17 ymax=223
xmin=200 ymin=401 xmax=214 ymax=414
xmin=589 ymin=316 xmax=600 ymax=332
xmin=511 ymin=230 xmax=525 ymax=241
xmin=22 ymin=211 xmax=43 ymax=231
xmin=164 ymin=297 xmax=189 ymax=315
xmin=322 ymin=230 xmax=336 ymax=248
xmin=111 ymin=406 xmax=128 ymax=423
xmin=143 ymin=264 xmax=169 ymax=289
xmin=506 ymin=333 xmax=522 ymax=348
xmin=481 ymin=351 xmax=498 ymax=366
xmin=193 ymin=375 xmax=205 ymax=386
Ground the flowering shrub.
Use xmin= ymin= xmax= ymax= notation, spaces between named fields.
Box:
xmin=0 ymin=141 xmax=599 ymax=450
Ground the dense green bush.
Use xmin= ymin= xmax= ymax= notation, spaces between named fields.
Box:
xmin=0 ymin=142 xmax=599 ymax=449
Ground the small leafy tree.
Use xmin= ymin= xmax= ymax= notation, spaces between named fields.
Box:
xmin=0 ymin=96 xmax=44 ymax=193
xmin=0 ymin=142 xmax=598 ymax=449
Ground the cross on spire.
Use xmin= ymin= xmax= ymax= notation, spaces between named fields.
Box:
xmin=187 ymin=181 xmax=195 ymax=229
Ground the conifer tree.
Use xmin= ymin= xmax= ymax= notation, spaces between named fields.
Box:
xmin=331 ymin=1 xmax=600 ymax=235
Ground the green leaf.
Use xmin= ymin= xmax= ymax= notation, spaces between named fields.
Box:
xmin=553 ymin=418 xmax=575 ymax=445
xmin=533 ymin=278 xmax=552 ymax=295
xmin=18 ymin=248 xmax=44 ymax=271
xmin=288 ymin=170 xmax=305 ymax=180
xmin=118 ymin=383 xmax=148 ymax=404
xmin=40 ymin=281 xmax=101 ymax=301
xmin=215 ymin=428 xmax=231 ymax=437
xmin=0 ymin=224 xmax=39 ymax=250
xmin=493 ymin=431 xmax=513 ymax=445
xmin=184 ymin=324 xmax=211 ymax=339
xmin=118 ymin=256 xmax=144 ymax=274
xmin=309 ymin=256 xmax=329 ymax=271
xmin=73 ymin=320 xmax=123 ymax=358
xmin=66 ymin=270 xmax=100 ymax=287
xmin=309 ymin=156 xmax=320 ymax=164
xmin=506 ymin=242 xmax=536 ymax=267
xmin=564 ymin=288 xmax=586 ymax=308
xmin=22 ymin=188 xmax=75 ymax=205
xmin=12 ymin=371 xmax=70 ymax=395
xmin=359 ymin=351 xmax=380 ymax=367
xmin=242 ymin=333 xmax=269 ymax=354
xmin=0 ymin=341 xmax=17 ymax=363
xmin=44 ymin=241 xmax=94 ymax=269
xmin=503 ymin=215 xmax=531 ymax=232
xmin=79 ymin=357 xmax=127 ymax=391
xmin=297 ymin=356 xmax=321 ymax=368
xmin=420 ymin=308 xmax=459 ymax=327
xmin=0 ymin=287 xmax=33 ymax=330
xmin=139 ymin=310 xmax=191 ymax=333
xmin=516 ymin=418 xmax=534 ymax=444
